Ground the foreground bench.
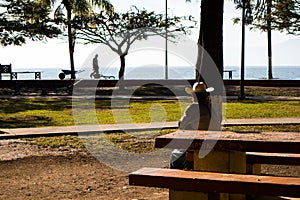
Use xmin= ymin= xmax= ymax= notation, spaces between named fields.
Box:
xmin=129 ymin=167 xmax=300 ymax=198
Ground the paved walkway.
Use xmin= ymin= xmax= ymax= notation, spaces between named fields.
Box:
xmin=0 ymin=95 xmax=300 ymax=101
xmin=1 ymin=117 xmax=299 ymax=140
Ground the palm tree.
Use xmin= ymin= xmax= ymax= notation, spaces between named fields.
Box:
xmin=40 ymin=0 xmax=114 ymax=79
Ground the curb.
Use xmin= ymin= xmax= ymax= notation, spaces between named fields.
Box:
xmin=1 ymin=118 xmax=299 ymax=140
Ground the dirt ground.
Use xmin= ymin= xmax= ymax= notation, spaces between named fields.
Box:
xmin=0 ymin=140 xmax=168 ymax=200
xmin=0 ymin=140 xmax=299 ymax=200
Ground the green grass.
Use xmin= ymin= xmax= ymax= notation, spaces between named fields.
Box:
xmin=93 ymin=85 xmax=188 ymax=96
xmin=95 ymin=86 xmax=300 ymax=97
xmin=223 ymin=100 xmax=300 ymax=119
xmin=22 ymin=124 xmax=299 ymax=152
xmin=0 ymin=98 xmax=299 ymax=128
xmin=223 ymin=125 xmax=300 ymax=133
xmin=226 ymin=86 xmax=300 ymax=97
xmin=26 ymin=124 xmax=299 ymax=152
xmin=81 ymin=128 xmax=177 ymax=153
xmin=26 ymin=135 xmax=85 ymax=149
xmin=246 ymin=88 xmax=299 ymax=97
xmin=2 ymin=87 xmax=298 ymax=151
xmin=0 ymin=98 xmax=74 ymax=128
xmin=101 ymin=125 xmax=300 ymax=153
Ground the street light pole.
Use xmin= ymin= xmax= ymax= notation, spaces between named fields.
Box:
xmin=267 ymin=0 xmax=273 ymax=80
xmin=240 ymin=0 xmax=246 ymax=100
xmin=165 ymin=0 xmax=168 ymax=80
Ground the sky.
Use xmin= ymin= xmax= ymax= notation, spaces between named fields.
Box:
xmin=0 ymin=0 xmax=299 ymax=69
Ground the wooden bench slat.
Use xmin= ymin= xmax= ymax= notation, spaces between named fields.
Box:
xmin=155 ymin=131 xmax=300 ymax=153
xmin=246 ymin=152 xmax=300 ymax=166
xmin=129 ymin=168 xmax=300 ymax=197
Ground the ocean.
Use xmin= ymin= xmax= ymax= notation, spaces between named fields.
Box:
xmin=6 ymin=66 xmax=300 ymax=80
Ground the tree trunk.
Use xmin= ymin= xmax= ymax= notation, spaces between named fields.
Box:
xmin=196 ymin=0 xmax=224 ymax=81
xmin=267 ymin=29 xmax=273 ymax=79
xmin=66 ymin=3 xmax=76 ymax=79
xmin=196 ymin=0 xmax=224 ymax=131
xmin=118 ymin=53 xmax=127 ymax=80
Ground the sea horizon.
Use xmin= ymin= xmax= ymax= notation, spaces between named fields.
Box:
xmin=5 ymin=65 xmax=300 ymax=80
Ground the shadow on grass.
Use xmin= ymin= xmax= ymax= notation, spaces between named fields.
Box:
xmin=94 ymin=85 xmax=188 ymax=96
xmin=0 ymin=115 xmax=54 ymax=128
xmin=0 ymin=98 xmax=116 ymax=114
xmin=0 ymin=98 xmax=71 ymax=114
xmin=226 ymin=86 xmax=300 ymax=97
xmin=0 ymin=99 xmax=115 ymax=128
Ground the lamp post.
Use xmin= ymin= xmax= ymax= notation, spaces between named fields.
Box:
xmin=267 ymin=0 xmax=273 ymax=80
xmin=165 ymin=0 xmax=168 ymax=80
xmin=240 ymin=0 xmax=246 ymax=100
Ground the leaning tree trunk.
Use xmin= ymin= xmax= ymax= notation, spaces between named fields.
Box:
xmin=118 ymin=53 xmax=127 ymax=80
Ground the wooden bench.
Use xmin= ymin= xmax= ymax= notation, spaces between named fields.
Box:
xmin=0 ymin=64 xmax=12 ymax=80
xmin=246 ymin=152 xmax=300 ymax=174
xmin=246 ymin=152 xmax=300 ymax=166
xmin=129 ymin=167 xmax=300 ymax=198
xmin=10 ymin=71 xmax=41 ymax=80
xmin=133 ymin=130 xmax=300 ymax=200
xmin=0 ymin=64 xmax=41 ymax=80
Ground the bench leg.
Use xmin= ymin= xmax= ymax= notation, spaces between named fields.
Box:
xmin=246 ymin=163 xmax=261 ymax=175
xmin=193 ymin=150 xmax=246 ymax=200
xmin=170 ymin=190 xmax=210 ymax=200
xmin=11 ymin=72 xmax=17 ymax=80
xmin=170 ymin=190 xmax=227 ymax=200
xmin=168 ymin=150 xmax=249 ymax=200
xmin=35 ymin=72 xmax=41 ymax=79
xmin=41 ymin=89 xmax=47 ymax=96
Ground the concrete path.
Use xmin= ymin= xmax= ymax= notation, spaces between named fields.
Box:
xmin=0 ymin=122 xmax=178 ymax=139
xmin=1 ymin=117 xmax=299 ymax=140
xmin=222 ymin=117 xmax=300 ymax=126
xmin=0 ymin=95 xmax=299 ymax=101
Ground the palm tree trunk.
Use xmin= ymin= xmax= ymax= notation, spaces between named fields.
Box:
xmin=66 ymin=2 xmax=76 ymax=79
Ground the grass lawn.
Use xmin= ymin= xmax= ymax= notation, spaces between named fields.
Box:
xmin=28 ymin=123 xmax=300 ymax=153
xmin=1 ymin=96 xmax=296 ymax=151
xmin=224 ymin=99 xmax=300 ymax=119
xmin=0 ymin=98 xmax=299 ymax=128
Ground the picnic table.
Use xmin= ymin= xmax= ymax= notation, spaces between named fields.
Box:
xmin=130 ymin=130 xmax=300 ymax=200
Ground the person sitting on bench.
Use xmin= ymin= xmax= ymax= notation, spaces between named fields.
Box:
xmin=169 ymin=82 xmax=213 ymax=170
